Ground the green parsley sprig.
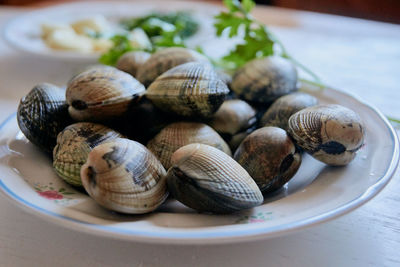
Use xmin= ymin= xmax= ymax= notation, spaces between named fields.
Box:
xmin=214 ymin=0 xmax=322 ymax=85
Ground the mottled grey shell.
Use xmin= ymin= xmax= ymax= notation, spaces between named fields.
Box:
xmin=260 ymin=92 xmax=318 ymax=131
xmin=231 ymin=56 xmax=298 ymax=103
xmin=234 ymin=127 xmax=301 ymax=193
xmin=116 ymin=51 xmax=151 ymax=77
xmin=53 ymin=122 xmax=122 ymax=186
xmin=81 ymin=138 xmax=168 ymax=214
xmin=288 ymin=104 xmax=364 ymax=165
xmin=17 ymin=83 xmax=72 ymax=154
xmin=136 ymin=47 xmax=209 ymax=87
xmin=146 ymin=62 xmax=229 ymax=118
xmin=147 ymin=122 xmax=231 ymax=169
xmin=166 ymin=143 xmax=263 ymax=214
xmin=209 ymin=99 xmax=257 ymax=151
xmin=66 ymin=66 xmax=145 ymax=122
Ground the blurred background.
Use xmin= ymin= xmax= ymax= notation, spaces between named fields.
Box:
xmin=0 ymin=0 xmax=399 ymax=24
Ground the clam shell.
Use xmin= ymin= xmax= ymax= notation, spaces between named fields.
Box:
xmin=116 ymin=51 xmax=151 ymax=77
xmin=105 ymin=96 xmax=179 ymax=144
xmin=234 ymin=127 xmax=301 ymax=193
xmin=147 ymin=122 xmax=231 ymax=169
xmin=231 ymin=56 xmax=298 ymax=103
xmin=136 ymin=47 xmax=208 ymax=87
xmin=66 ymin=66 xmax=145 ymax=122
xmin=166 ymin=143 xmax=263 ymax=214
xmin=260 ymin=92 xmax=318 ymax=131
xmin=17 ymin=83 xmax=72 ymax=154
xmin=146 ymin=62 xmax=229 ymax=118
xmin=53 ymin=122 xmax=122 ymax=186
xmin=288 ymin=104 xmax=364 ymax=165
xmin=209 ymin=99 xmax=257 ymax=151
xmin=81 ymin=138 xmax=168 ymax=214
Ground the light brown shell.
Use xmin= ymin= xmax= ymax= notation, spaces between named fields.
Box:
xmin=136 ymin=47 xmax=208 ymax=87
xmin=209 ymin=99 xmax=257 ymax=150
xmin=234 ymin=127 xmax=301 ymax=193
xmin=66 ymin=66 xmax=145 ymax=121
xmin=116 ymin=51 xmax=151 ymax=77
xmin=53 ymin=122 xmax=122 ymax=186
xmin=260 ymin=92 xmax=318 ymax=131
xmin=146 ymin=62 xmax=229 ymax=118
xmin=231 ymin=56 xmax=298 ymax=103
xmin=147 ymin=122 xmax=231 ymax=169
xmin=166 ymin=143 xmax=263 ymax=214
xmin=288 ymin=104 xmax=364 ymax=165
xmin=81 ymin=138 xmax=168 ymax=214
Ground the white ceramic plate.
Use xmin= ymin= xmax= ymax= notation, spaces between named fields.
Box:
xmin=3 ymin=1 xmax=222 ymax=62
xmin=0 ymin=83 xmax=398 ymax=244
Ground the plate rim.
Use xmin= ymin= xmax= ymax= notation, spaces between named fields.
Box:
xmin=0 ymin=84 xmax=398 ymax=244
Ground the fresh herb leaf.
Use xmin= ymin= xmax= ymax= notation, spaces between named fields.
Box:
xmin=100 ymin=11 xmax=199 ymax=65
xmin=99 ymin=35 xmax=134 ymax=65
xmin=216 ymin=0 xmax=321 ymax=84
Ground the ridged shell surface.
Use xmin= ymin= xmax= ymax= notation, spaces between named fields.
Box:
xmin=234 ymin=127 xmax=301 ymax=193
xmin=261 ymin=92 xmax=318 ymax=131
xmin=136 ymin=47 xmax=208 ymax=87
xmin=146 ymin=62 xmax=229 ymax=118
xmin=288 ymin=104 xmax=364 ymax=165
xmin=147 ymin=122 xmax=231 ymax=169
xmin=66 ymin=66 xmax=145 ymax=121
xmin=209 ymin=99 xmax=257 ymax=151
xmin=17 ymin=83 xmax=72 ymax=154
xmin=116 ymin=51 xmax=151 ymax=77
xmin=81 ymin=138 xmax=168 ymax=214
xmin=231 ymin=56 xmax=298 ymax=103
xmin=53 ymin=122 xmax=122 ymax=186
xmin=166 ymin=144 xmax=263 ymax=214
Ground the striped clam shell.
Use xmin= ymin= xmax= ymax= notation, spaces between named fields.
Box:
xmin=288 ymin=104 xmax=365 ymax=166
xmin=146 ymin=62 xmax=229 ymax=118
xmin=234 ymin=127 xmax=301 ymax=193
xmin=116 ymin=51 xmax=151 ymax=78
xmin=136 ymin=47 xmax=208 ymax=87
xmin=166 ymin=143 xmax=263 ymax=214
xmin=260 ymin=92 xmax=318 ymax=131
xmin=66 ymin=66 xmax=145 ymax=122
xmin=147 ymin=122 xmax=231 ymax=169
xmin=53 ymin=122 xmax=122 ymax=186
xmin=17 ymin=83 xmax=72 ymax=154
xmin=81 ymin=138 xmax=168 ymax=214
xmin=208 ymin=99 xmax=257 ymax=150
xmin=231 ymin=56 xmax=298 ymax=103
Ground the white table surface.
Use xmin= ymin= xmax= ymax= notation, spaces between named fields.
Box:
xmin=0 ymin=2 xmax=399 ymax=266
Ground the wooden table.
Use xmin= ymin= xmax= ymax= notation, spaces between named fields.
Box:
xmin=0 ymin=1 xmax=399 ymax=266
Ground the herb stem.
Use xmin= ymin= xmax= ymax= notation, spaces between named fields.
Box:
xmin=387 ymin=116 xmax=400 ymax=124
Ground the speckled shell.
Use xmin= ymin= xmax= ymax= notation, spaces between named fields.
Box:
xmin=17 ymin=83 xmax=72 ymax=154
xmin=231 ymin=56 xmax=298 ymax=103
xmin=260 ymin=92 xmax=318 ymax=131
xmin=116 ymin=51 xmax=151 ymax=77
xmin=53 ymin=122 xmax=122 ymax=186
xmin=136 ymin=47 xmax=209 ymax=87
xmin=234 ymin=127 xmax=301 ymax=193
xmin=81 ymin=138 xmax=168 ymax=214
xmin=288 ymin=104 xmax=364 ymax=165
xmin=147 ymin=122 xmax=231 ymax=169
xmin=166 ymin=144 xmax=263 ymax=214
xmin=66 ymin=66 xmax=145 ymax=122
xmin=146 ymin=62 xmax=229 ymax=118
xmin=209 ymin=99 xmax=257 ymax=150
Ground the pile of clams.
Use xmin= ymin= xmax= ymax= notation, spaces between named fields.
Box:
xmin=17 ymin=47 xmax=365 ymax=215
